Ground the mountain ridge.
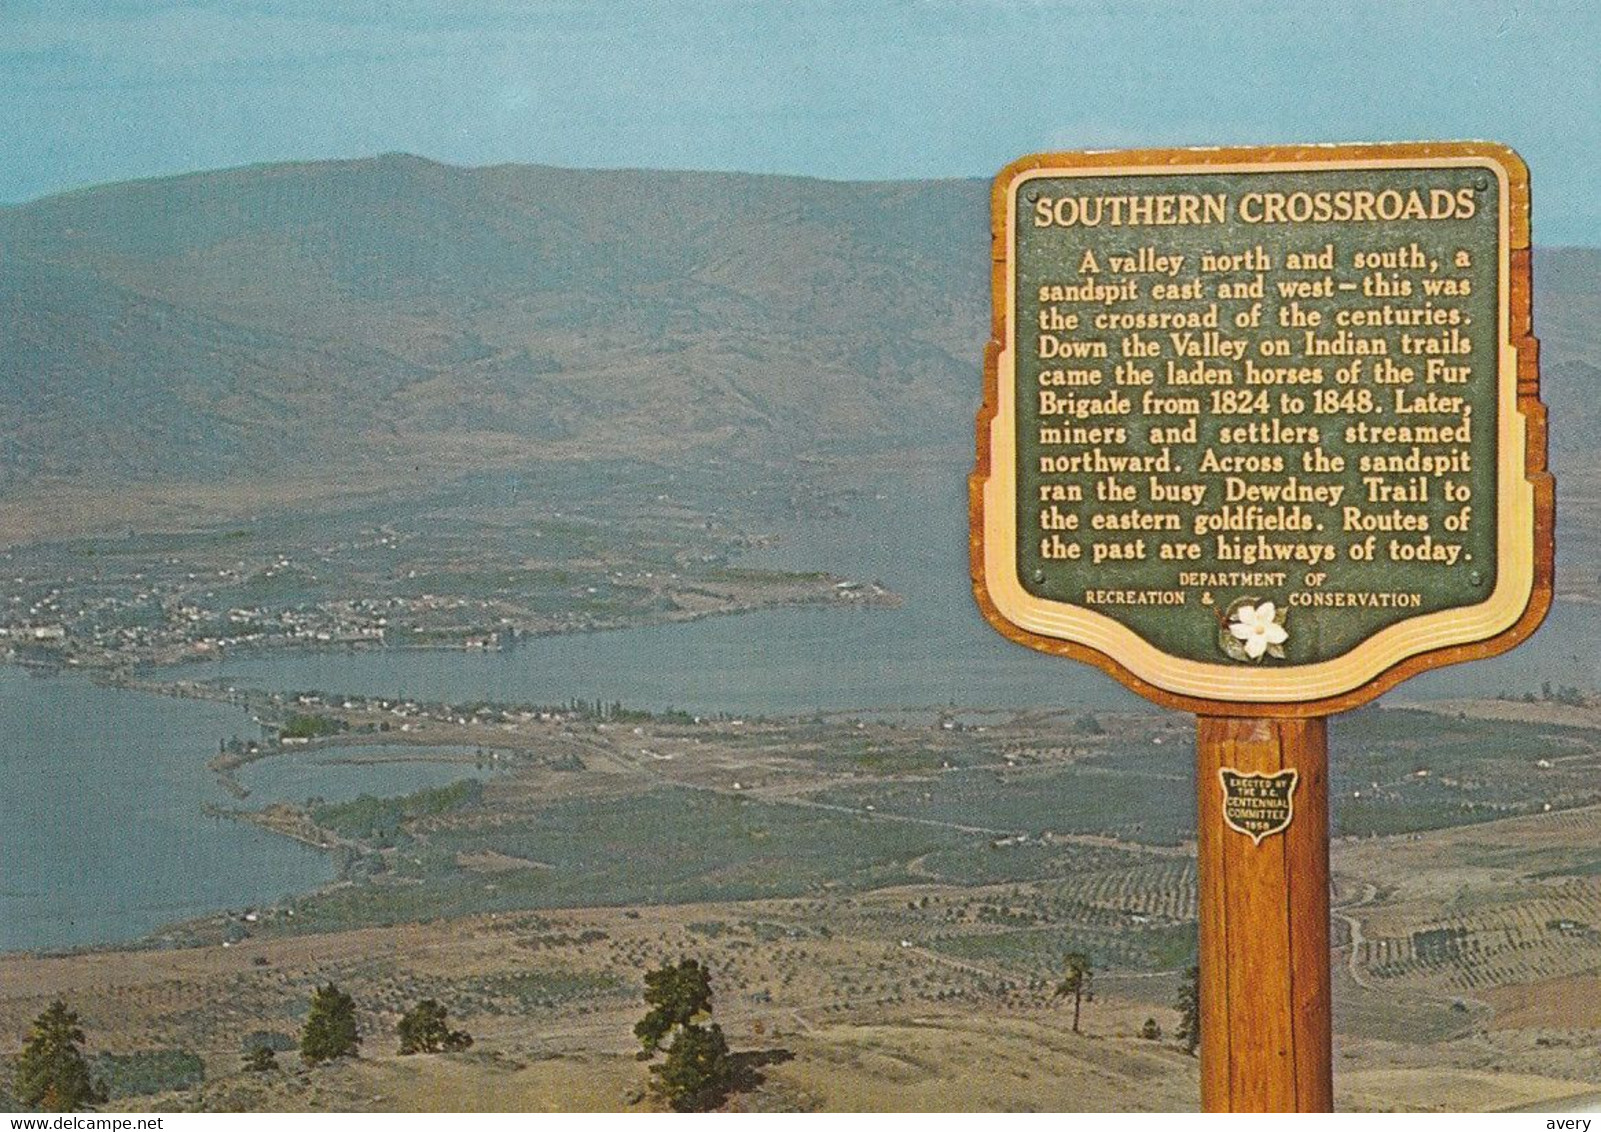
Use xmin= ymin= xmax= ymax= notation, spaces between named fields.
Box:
xmin=0 ymin=155 xmax=1595 ymax=528
xmin=0 ymin=154 xmax=990 ymax=507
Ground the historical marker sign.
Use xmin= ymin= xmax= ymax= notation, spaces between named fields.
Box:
xmin=971 ymin=143 xmax=1552 ymax=1112
xmin=973 ymin=143 xmax=1552 ymax=714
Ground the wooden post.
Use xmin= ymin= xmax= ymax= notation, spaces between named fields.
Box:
xmin=1196 ymin=715 xmax=1332 ymax=1112
xmin=974 ymin=143 xmax=1548 ymax=1115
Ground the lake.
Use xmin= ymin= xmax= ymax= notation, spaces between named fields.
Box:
xmin=201 ymin=465 xmax=1592 ymax=709
xmin=0 ymin=667 xmax=332 ymax=953
xmin=237 ymin=744 xmax=490 ymax=806
xmin=1 ymin=459 xmax=1588 ymax=952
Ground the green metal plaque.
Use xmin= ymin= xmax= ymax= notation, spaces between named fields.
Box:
xmin=973 ymin=144 xmax=1548 ymax=709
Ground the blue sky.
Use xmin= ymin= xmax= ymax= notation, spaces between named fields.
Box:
xmin=4 ymin=1 xmax=1599 ymax=243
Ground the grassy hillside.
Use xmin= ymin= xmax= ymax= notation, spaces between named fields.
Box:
xmin=0 ymin=156 xmax=988 ymax=498
xmin=1 ymin=156 xmax=1596 ymax=528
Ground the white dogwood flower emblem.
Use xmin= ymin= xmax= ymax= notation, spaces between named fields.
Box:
xmin=1228 ymin=601 xmax=1288 ymax=661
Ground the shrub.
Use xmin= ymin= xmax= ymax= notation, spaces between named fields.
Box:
xmin=91 ymin=1050 xmax=204 ymax=1098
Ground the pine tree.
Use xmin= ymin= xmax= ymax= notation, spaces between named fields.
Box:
xmin=15 ymin=1000 xmax=107 ymax=1112
xmin=634 ymin=958 xmax=713 ymax=1055
xmin=1176 ymin=964 xmax=1202 ymax=1055
xmin=396 ymin=999 xmax=473 ymax=1055
xmin=300 ymin=983 xmax=360 ymax=1064
xmin=636 ymin=959 xmax=732 ymax=1110
xmin=653 ymin=1022 xmax=731 ymax=1111
xmin=1054 ymin=952 xmax=1094 ymax=1033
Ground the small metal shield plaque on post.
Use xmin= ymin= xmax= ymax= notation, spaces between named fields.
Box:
xmin=1219 ymin=767 xmax=1298 ymax=844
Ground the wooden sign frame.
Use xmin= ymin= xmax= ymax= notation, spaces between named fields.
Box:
xmin=970 ymin=142 xmax=1554 ymax=1112
xmin=970 ymin=142 xmax=1553 ymax=719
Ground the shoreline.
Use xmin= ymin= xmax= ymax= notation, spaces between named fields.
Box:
xmin=2 ymin=604 xmax=1593 ymax=961
xmin=1 ymin=571 xmax=901 ymax=679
